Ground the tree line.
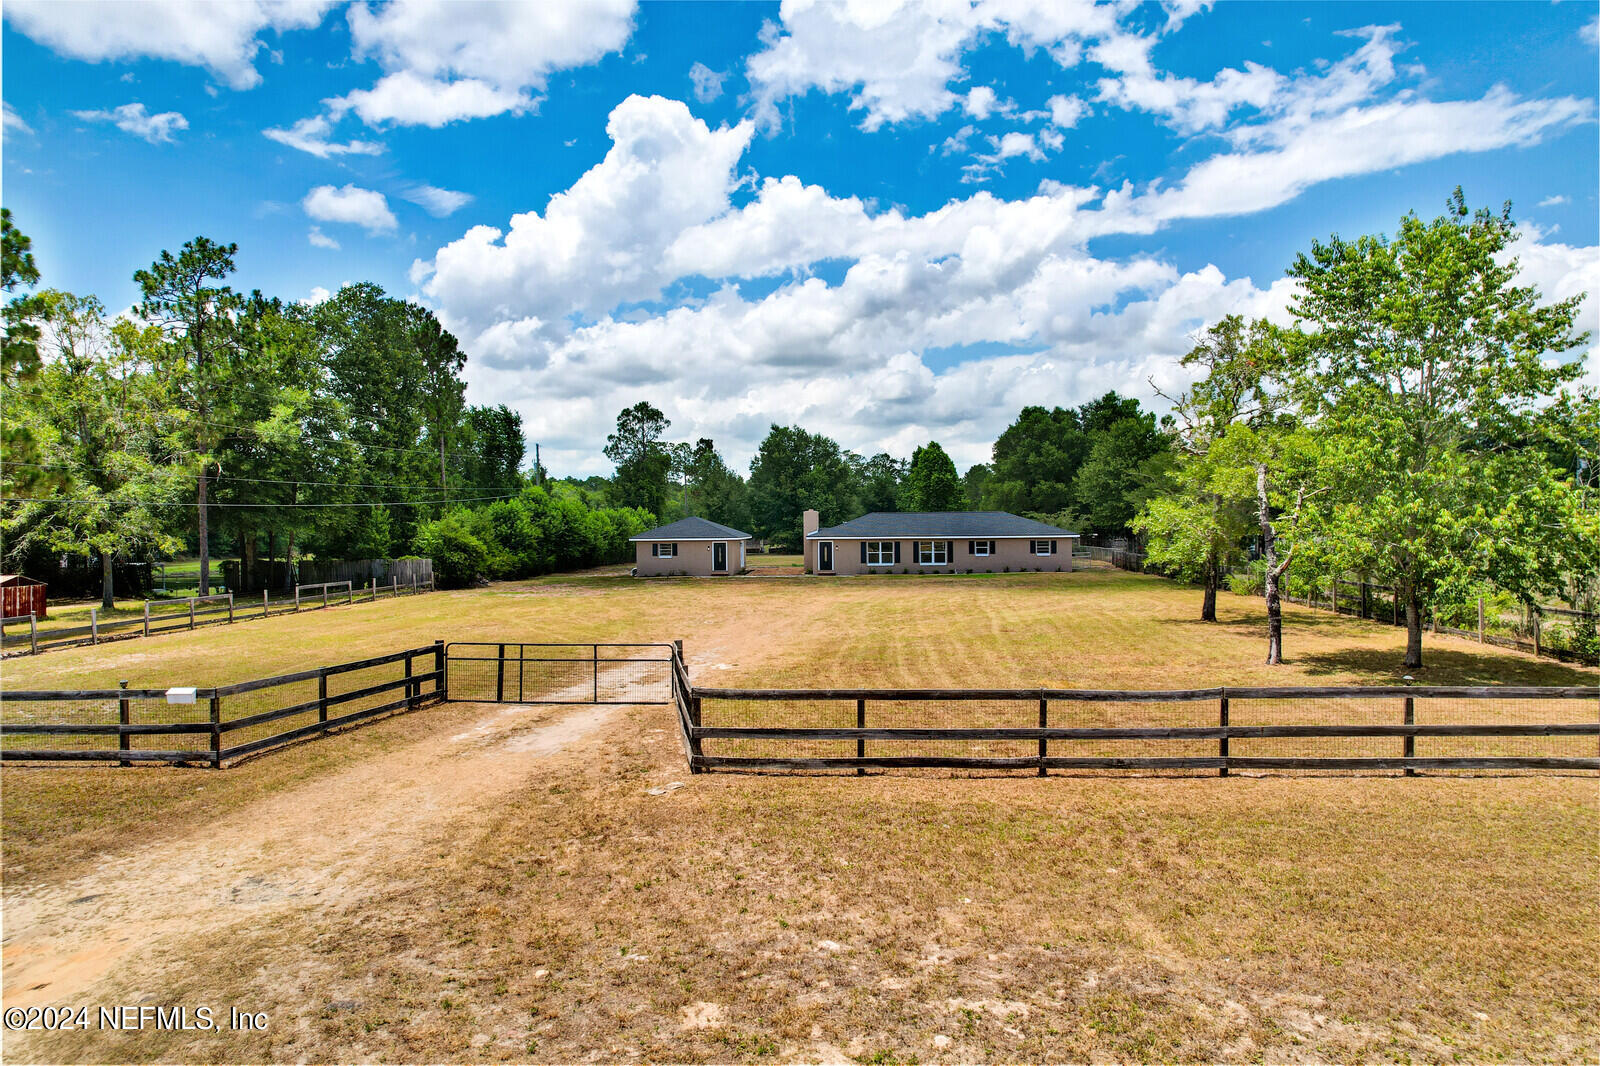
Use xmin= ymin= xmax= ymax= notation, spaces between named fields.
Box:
xmin=596 ymin=395 xmax=1170 ymax=548
xmin=0 ymin=211 xmax=650 ymax=604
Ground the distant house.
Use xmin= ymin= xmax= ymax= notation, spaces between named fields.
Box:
xmin=802 ymin=510 xmax=1078 ymax=575
xmin=630 ymin=517 xmax=752 ymax=577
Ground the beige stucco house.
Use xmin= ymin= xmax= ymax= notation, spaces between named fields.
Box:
xmin=803 ymin=510 xmax=1077 ymax=575
xmin=631 ymin=517 xmax=751 ymax=576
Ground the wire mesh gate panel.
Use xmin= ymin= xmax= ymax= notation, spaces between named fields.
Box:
xmin=445 ymin=643 xmax=675 ymax=705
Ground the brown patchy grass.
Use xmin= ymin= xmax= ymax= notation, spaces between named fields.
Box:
xmin=3 ymin=565 xmax=1597 ymax=1063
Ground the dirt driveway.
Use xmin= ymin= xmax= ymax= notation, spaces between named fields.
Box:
xmin=1 ymin=695 xmax=661 ymax=1045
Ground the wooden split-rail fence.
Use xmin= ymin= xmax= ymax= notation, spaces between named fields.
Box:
xmin=2 ymin=644 xmax=445 ymax=767
xmin=672 ymin=682 xmax=1598 ymax=776
xmin=3 ymin=639 xmax=1594 ymax=775
xmin=0 ymin=576 xmax=436 ymax=657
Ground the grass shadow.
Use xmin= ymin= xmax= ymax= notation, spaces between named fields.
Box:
xmin=1291 ymin=645 xmax=1599 ymax=686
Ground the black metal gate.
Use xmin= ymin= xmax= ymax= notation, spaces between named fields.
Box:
xmin=444 ymin=643 xmax=676 ymax=704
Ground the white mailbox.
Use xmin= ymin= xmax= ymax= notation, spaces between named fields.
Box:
xmin=166 ymin=686 xmax=198 ymax=705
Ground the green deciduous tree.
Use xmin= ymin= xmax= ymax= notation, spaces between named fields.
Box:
xmin=746 ymin=424 xmax=856 ymax=548
xmin=900 ymin=441 xmax=966 ymax=511
xmin=986 ymin=405 xmax=1083 ymax=513
xmin=685 ymin=438 xmax=750 ymax=529
xmin=1136 ymin=316 xmax=1286 ymax=621
xmin=2 ymin=291 xmax=185 ymax=606
xmin=1286 ymin=190 xmax=1592 ymax=668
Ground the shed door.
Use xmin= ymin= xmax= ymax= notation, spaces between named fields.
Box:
xmin=713 ymin=542 xmax=728 ymax=572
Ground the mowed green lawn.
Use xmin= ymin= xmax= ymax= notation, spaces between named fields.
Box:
xmin=3 ymin=566 xmax=1596 ymax=1063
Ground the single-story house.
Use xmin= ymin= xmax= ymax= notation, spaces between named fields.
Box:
xmin=803 ymin=510 xmax=1078 ymax=575
xmin=630 ymin=517 xmax=752 ymax=577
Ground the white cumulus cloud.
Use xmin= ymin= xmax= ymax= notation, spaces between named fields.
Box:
xmin=328 ymin=0 xmax=636 ymax=127
xmin=263 ymin=114 xmax=383 ymax=157
xmin=302 ymin=184 xmax=398 ymax=234
xmin=307 ymin=226 xmax=340 ymax=250
xmin=71 ymin=101 xmax=188 ymax=143
xmin=4 ymin=0 xmax=332 ymax=89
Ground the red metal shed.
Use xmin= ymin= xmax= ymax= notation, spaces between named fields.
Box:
xmin=0 ymin=575 xmax=47 ymax=620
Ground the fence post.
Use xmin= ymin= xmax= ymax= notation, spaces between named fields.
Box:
xmin=29 ymin=612 xmax=38 ymax=655
xmin=263 ymin=589 xmax=269 ymax=618
xmin=1038 ymin=695 xmax=1048 ymax=777
xmin=346 ymin=582 xmax=353 ymax=607
xmin=592 ymin=644 xmax=599 ymax=703
xmin=392 ymin=577 xmax=398 ymax=598
xmin=857 ymin=697 xmax=867 ymax=777
xmin=412 ymin=575 xmax=418 ymax=594
xmin=1219 ymin=690 xmax=1230 ymax=777
xmin=119 ymin=679 xmax=131 ymax=767
xmin=1403 ymin=696 xmax=1416 ymax=776
xmin=1330 ymin=572 xmax=1338 ymax=616
xmin=295 ymin=585 xmax=301 ymax=611
xmin=322 ymin=583 xmax=329 ymax=609
xmin=227 ymin=592 xmax=235 ymax=624
xmin=143 ymin=600 xmax=151 ymax=637
xmin=404 ymin=652 xmax=415 ymax=710
xmin=689 ymin=694 xmax=704 ymax=762
xmin=189 ymin=597 xmax=196 ymax=630
xmin=318 ymin=669 xmax=329 ymax=727
xmin=209 ymin=691 xmax=222 ymax=769
xmin=434 ymin=640 xmax=446 ymax=701
xmin=1477 ymin=596 xmax=1485 ymax=642
xmin=91 ymin=608 xmax=99 ymax=645
xmin=1533 ymin=611 xmax=1542 ymax=658
xmin=371 ymin=578 xmax=377 ymax=603
xmin=495 ymin=643 xmax=506 ymax=702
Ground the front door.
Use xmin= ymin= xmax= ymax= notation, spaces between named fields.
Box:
xmin=713 ymin=542 xmax=728 ymax=572
xmin=818 ymin=541 xmax=833 ymax=572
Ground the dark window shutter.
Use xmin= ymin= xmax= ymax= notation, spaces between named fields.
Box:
xmin=893 ymin=541 xmax=901 ymax=564
xmin=990 ymin=540 xmax=997 ymax=555
xmin=968 ymin=540 xmax=975 ymax=555
xmin=860 ymin=542 xmax=867 ymax=563
xmin=947 ymin=541 xmax=954 ymax=560
xmin=1051 ymin=540 xmax=1058 ymax=555
xmin=671 ymin=543 xmax=678 ymax=557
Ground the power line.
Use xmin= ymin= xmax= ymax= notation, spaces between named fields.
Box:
xmin=1 ymin=460 xmax=522 ymax=493
xmin=0 ymin=493 xmax=520 ymax=509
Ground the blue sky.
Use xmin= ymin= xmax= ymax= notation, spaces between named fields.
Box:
xmin=4 ymin=0 xmax=1597 ymax=476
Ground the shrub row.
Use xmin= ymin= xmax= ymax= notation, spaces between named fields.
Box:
xmin=414 ymin=487 xmax=655 ymax=587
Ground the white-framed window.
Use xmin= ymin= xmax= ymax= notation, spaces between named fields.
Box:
xmin=917 ymin=541 xmax=949 ymax=566
xmin=971 ymin=539 xmax=994 ymax=557
xmin=865 ymin=541 xmax=895 ymax=566
xmin=652 ymin=542 xmax=678 ymax=558
xmin=1030 ymin=539 xmax=1054 ymax=556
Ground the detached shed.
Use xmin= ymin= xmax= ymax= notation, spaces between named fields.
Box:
xmin=630 ymin=517 xmax=751 ymax=576
xmin=0 ymin=574 xmax=48 ymax=620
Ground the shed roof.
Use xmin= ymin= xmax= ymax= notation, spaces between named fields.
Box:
xmin=809 ymin=511 xmax=1078 ymax=539
xmin=630 ymin=516 xmax=753 ymax=541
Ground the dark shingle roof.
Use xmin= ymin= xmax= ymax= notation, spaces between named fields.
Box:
xmin=809 ymin=511 xmax=1078 ymax=539
xmin=630 ymin=516 xmax=752 ymax=541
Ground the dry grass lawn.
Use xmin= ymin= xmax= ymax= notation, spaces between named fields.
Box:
xmin=2 ymin=565 xmax=1596 ymax=1063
